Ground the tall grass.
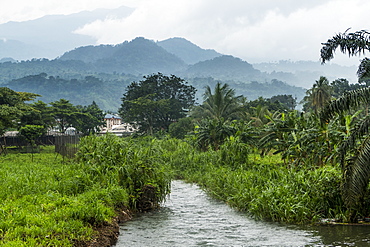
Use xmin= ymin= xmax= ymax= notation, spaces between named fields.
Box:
xmin=76 ymin=135 xmax=172 ymax=208
xmin=158 ymin=137 xmax=344 ymax=224
xmin=0 ymin=135 xmax=172 ymax=246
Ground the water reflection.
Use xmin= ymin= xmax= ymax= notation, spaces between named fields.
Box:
xmin=314 ymin=225 xmax=370 ymax=246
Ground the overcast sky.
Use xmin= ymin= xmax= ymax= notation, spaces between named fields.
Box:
xmin=1 ymin=0 xmax=369 ymax=66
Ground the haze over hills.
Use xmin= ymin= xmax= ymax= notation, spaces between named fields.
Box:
xmin=157 ymin=37 xmax=222 ymax=65
xmin=0 ymin=36 xmax=306 ymax=111
xmin=0 ymin=6 xmax=133 ymax=60
xmin=0 ymin=7 xmax=361 ymax=111
xmin=0 ymin=6 xmax=360 ymax=88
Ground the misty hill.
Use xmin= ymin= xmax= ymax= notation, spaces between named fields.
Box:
xmin=157 ymin=37 xmax=221 ymax=64
xmin=0 ymin=36 xmax=307 ymax=111
xmin=4 ymin=73 xmax=135 ymax=111
xmin=184 ymin=55 xmax=263 ymax=81
xmin=60 ymin=37 xmax=187 ymax=74
xmin=0 ymin=6 xmax=133 ymax=60
xmin=58 ymin=44 xmax=117 ymax=63
xmin=254 ymin=60 xmax=358 ymax=88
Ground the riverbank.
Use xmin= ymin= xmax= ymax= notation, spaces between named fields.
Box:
xmin=75 ymin=207 xmax=133 ymax=247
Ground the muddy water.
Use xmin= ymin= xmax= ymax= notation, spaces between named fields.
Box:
xmin=115 ymin=180 xmax=370 ymax=247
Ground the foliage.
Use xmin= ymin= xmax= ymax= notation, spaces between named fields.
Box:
xmin=320 ymin=88 xmax=370 ymax=211
xmin=301 ymin=76 xmax=332 ymax=113
xmin=246 ymin=95 xmax=296 ymax=114
xmin=19 ymin=125 xmax=46 ymax=146
xmin=0 ymin=149 xmax=127 ymax=246
xmin=49 ymin=99 xmax=105 ymax=135
xmin=191 ymin=82 xmax=245 ymax=121
xmin=194 ymin=119 xmax=236 ymax=151
xmin=75 ymin=101 xmax=106 ymax=135
xmin=0 ymin=87 xmax=37 ymax=135
xmin=76 ymin=135 xmax=172 ymax=208
xmin=157 ymin=138 xmax=344 ymax=224
xmin=269 ymin=94 xmax=297 ymax=110
xmin=321 ymin=29 xmax=370 ymax=64
xmin=19 ymin=100 xmax=55 ymax=130
xmin=0 ymin=136 xmax=173 ymax=245
xmin=119 ymin=73 xmax=196 ymax=134
xmin=320 ymin=29 xmax=370 ymax=220
xmin=168 ymin=117 xmax=194 ymax=139
xmin=50 ymin=99 xmax=80 ymax=133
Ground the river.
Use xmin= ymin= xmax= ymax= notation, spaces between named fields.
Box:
xmin=115 ymin=180 xmax=370 ymax=247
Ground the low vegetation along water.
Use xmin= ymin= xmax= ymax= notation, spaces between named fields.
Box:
xmin=117 ymin=180 xmax=370 ymax=247
xmin=1 ymin=135 xmax=370 ymax=246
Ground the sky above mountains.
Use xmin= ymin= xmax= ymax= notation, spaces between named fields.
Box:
xmin=1 ymin=0 xmax=369 ymax=66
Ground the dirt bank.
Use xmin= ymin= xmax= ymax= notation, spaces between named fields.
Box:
xmin=74 ymin=207 xmax=133 ymax=247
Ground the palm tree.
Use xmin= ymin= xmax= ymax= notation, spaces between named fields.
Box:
xmin=302 ymin=76 xmax=332 ymax=113
xmin=195 ymin=118 xmax=235 ymax=151
xmin=191 ymin=82 xmax=244 ymax=151
xmin=321 ymin=88 xmax=370 ymax=209
xmin=192 ymin=82 xmax=245 ymax=121
xmin=312 ymin=76 xmax=332 ymax=113
xmin=321 ymin=29 xmax=370 ymax=219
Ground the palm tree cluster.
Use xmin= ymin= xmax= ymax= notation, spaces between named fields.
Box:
xmin=320 ymin=28 xmax=370 ymax=218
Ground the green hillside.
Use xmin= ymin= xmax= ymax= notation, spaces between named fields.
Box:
xmin=0 ymin=37 xmax=307 ymax=111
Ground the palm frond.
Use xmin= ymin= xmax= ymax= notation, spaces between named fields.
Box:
xmin=357 ymin=57 xmax=370 ymax=80
xmin=339 ymin=115 xmax=370 ymax=159
xmin=320 ymin=87 xmax=370 ymax=123
xmin=342 ymin=137 xmax=370 ymax=207
xmin=321 ymin=29 xmax=370 ymax=64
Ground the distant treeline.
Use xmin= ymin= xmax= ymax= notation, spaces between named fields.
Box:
xmin=3 ymin=72 xmax=305 ymax=112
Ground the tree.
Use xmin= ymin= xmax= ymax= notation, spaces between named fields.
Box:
xmin=0 ymin=87 xmax=38 ymax=136
xmin=191 ymin=82 xmax=245 ymax=121
xmin=119 ymin=73 xmax=196 ymax=134
xmin=19 ymin=100 xmax=55 ymax=132
xmin=195 ymin=118 xmax=235 ymax=151
xmin=320 ymin=29 xmax=370 ymax=220
xmin=50 ymin=99 xmax=81 ymax=133
xmin=168 ymin=117 xmax=194 ymax=139
xmin=74 ymin=101 xmax=105 ymax=135
xmin=321 ymin=29 xmax=370 ymax=80
xmin=269 ymin=94 xmax=297 ymax=111
xmin=302 ymin=76 xmax=332 ymax=113
xmin=19 ymin=125 xmax=45 ymax=160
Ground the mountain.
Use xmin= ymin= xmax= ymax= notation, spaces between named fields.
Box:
xmin=184 ymin=55 xmax=263 ymax=81
xmin=58 ymin=44 xmax=117 ymax=63
xmin=0 ymin=6 xmax=133 ymax=60
xmin=0 ymin=35 xmax=306 ymax=111
xmin=157 ymin=37 xmax=222 ymax=64
xmin=60 ymin=37 xmax=187 ymax=75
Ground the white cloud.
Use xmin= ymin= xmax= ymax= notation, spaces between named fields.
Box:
xmin=2 ymin=0 xmax=370 ymax=66
xmin=0 ymin=0 xmax=139 ymax=24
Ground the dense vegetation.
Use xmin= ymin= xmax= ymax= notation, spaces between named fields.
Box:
xmin=3 ymin=28 xmax=370 ymax=246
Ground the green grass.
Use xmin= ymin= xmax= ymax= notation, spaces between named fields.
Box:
xmin=0 ymin=137 xmax=172 ymax=246
xmin=158 ymin=138 xmax=345 ymax=224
